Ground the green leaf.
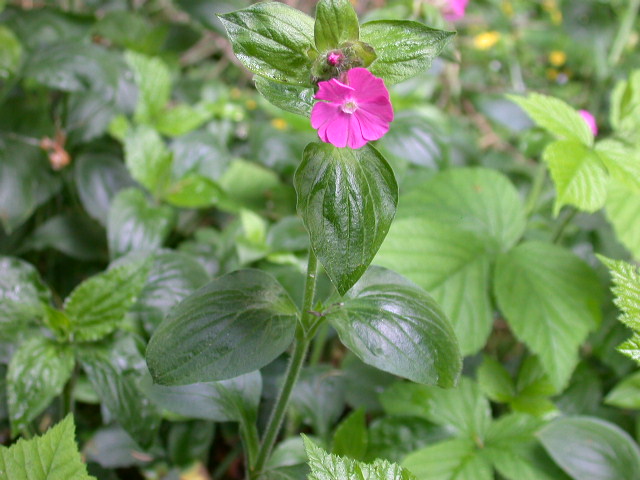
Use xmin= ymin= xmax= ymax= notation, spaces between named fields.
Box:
xmin=218 ymin=3 xmax=315 ymax=86
xmin=125 ymin=51 xmax=171 ymax=124
xmin=141 ymin=370 xmax=261 ymax=423
xmin=295 ymin=142 xmax=398 ymax=295
xmin=596 ymin=140 xmax=640 ymax=193
xmin=254 ymin=76 xmax=314 ymax=117
xmin=619 ymin=334 xmax=640 ymax=363
xmin=79 ymin=351 xmax=161 ymax=449
xmin=375 ymin=219 xmax=493 ymax=355
xmin=107 ymin=188 xmax=175 ymax=259
xmin=605 ymin=178 xmax=640 ymax=259
xmin=326 ymin=266 xmax=460 ymax=387
xmin=0 ymin=415 xmax=96 ymax=480
xmin=367 ymin=416 xmax=445 ymax=464
xmin=332 ymin=408 xmax=368 ymax=460
xmin=123 ymin=125 xmax=173 ymax=196
xmin=610 ymin=69 xmax=640 ymax=133
xmin=164 ymin=173 xmax=223 ymax=208
xmin=146 ymin=269 xmax=299 ymax=385
xmin=64 ymin=257 xmax=151 ymax=341
xmin=314 ymin=0 xmax=359 ymax=52
xmin=605 ymin=371 xmax=640 ymax=409
xmin=0 ymin=26 xmax=22 ymax=79
xmin=133 ymin=251 xmax=210 ymax=335
xmin=538 ymin=417 xmax=640 ymax=480
xmin=510 ymin=93 xmax=594 ymax=146
xmin=398 ymin=167 xmax=526 ymax=253
xmin=477 ymin=356 xmax=516 ymax=403
xmin=542 ymin=140 xmax=608 ymax=215
xmin=7 ymin=338 xmax=74 ymax=436
xmin=304 ymin=436 xmax=416 ymax=480
xmin=402 ymin=438 xmax=492 ymax=480
xmin=154 ymin=103 xmax=215 ymax=138
xmin=360 ymin=21 xmax=454 ymax=85
xmin=218 ymin=158 xmax=284 ymax=212
xmin=93 ymin=11 xmax=167 ymax=55
xmin=74 ymin=152 xmax=135 ymax=226
xmin=0 ymin=256 xmax=51 ymax=334
xmin=494 ymin=242 xmax=602 ymax=389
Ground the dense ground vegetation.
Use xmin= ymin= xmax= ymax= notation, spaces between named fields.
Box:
xmin=1 ymin=0 xmax=640 ymax=479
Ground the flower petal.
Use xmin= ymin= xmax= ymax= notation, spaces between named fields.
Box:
xmin=354 ymin=108 xmax=390 ymax=142
xmin=311 ymin=101 xmax=341 ymax=129
xmin=324 ymin=112 xmax=350 ymax=148
xmin=358 ymin=97 xmax=394 ymax=123
xmin=347 ymin=114 xmax=368 ymax=149
xmin=347 ymin=68 xmax=391 ymax=103
xmin=315 ymin=78 xmax=355 ymax=103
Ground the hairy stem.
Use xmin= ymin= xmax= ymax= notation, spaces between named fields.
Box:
xmin=608 ymin=0 xmax=640 ymax=67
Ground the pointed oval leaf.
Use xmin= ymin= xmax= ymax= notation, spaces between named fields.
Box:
xmin=538 ymin=417 xmax=640 ymax=480
xmin=218 ymin=3 xmax=315 ymax=86
xmin=295 ymin=142 xmax=398 ymax=295
xmin=254 ymin=76 xmax=314 ymax=117
xmin=314 ymin=0 xmax=359 ymax=52
xmin=360 ymin=21 xmax=454 ymax=85
xmin=326 ymin=266 xmax=461 ymax=387
xmin=146 ymin=269 xmax=299 ymax=385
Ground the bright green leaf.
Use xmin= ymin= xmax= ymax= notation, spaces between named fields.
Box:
xmin=510 ymin=93 xmax=593 ymax=146
xmin=218 ymin=3 xmax=315 ymax=86
xmin=107 ymin=188 xmax=175 ymax=259
xmin=543 ymin=140 xmax=608 ymax=215
xmin=0 ymin=415 xmax=96 ymax=480
xmin=332 ymin=408 xmax=368 ymax=460
xmin=164 ymin=173 xmax=223 ymax=208
xmin=64 ymin=257 xmax=151 ymax=341
xmin=477 ymin=356 xmax=515 ymax=403
xmin=360 ymin=20 xmax=454 ymax=85
xmin=125 ymin=51 xmax=171 ymax=124
xmin=605 ymin=371 xmax=640 ymax=409
xmin=0 ymin=26 xmax=22 ymax=79
xmin=295 ymin=142 xmax=398 ymax=295
xmin=596 ymin=140 xmax=640 ymax=193
xmin=154 ymin=103 xmax=215 ymax=137
xmin=7 ymin=338 xmax=74 ymax=436
xmin=146 ymin=269 xmax=299 ymax=385
xmin=123 ymin=125 xmax=173 ymax=196
xmin=605 ymin=178 xmax=640 ymax=259
xmin=494 ymin=242 xmax=602 ymax=389
xmin=326 ymin=267 xmax=461 ymax=387
xmin=539 ymin=417 xmax=640 ymax=480
xmin=314 ymin=0 xmax=359 ymax=52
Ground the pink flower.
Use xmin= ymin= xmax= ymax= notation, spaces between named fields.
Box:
xmin=579 ymin=110 xmax=598 ymax=136
xmin=310 ymin=68 xmax=394 ymax=149
xmin=442 ymin=0 xmax=469 ymax=21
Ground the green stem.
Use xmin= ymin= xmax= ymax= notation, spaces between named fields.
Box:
xmin=552 ymin=208 xmax=578 ymax=244
xmin=61 ymin=364 xmax=78 ymax=417
xmin=309 ymin=322 xmax=329 ymax=366
xmin=249 ymin=250 xmax=319 ymax=479
xmin=525 ymin=161 xmax=547 ymax=217
xmin=608 ymin=0 xmax=640 ymax=68
xmin=240 ymin=419 xmax=260 ymax=469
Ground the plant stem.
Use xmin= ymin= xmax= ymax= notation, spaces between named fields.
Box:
xmin=240 ymin=419 xmax=260 ymax=470
xmin=249 ymin=250 xmax=319 ymax=479
xmin=61 ymin=364 xmax=78 ymax=417
xmin=525 ymin=161 xmax=547 ymax=217
xmin=309 ymin=322 xmax=329 ymax=366
xmin=608 ymin=0 xmax=640 ymax=68
xmin=552 ymin=208 xmax=578 ymax=244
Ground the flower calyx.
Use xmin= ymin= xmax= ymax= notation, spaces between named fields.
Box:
xmin=310 ymin=41 xmax=377 ymax=85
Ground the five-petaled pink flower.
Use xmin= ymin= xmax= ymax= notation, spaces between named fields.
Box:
xmin=442 ymin=0 xmax=469 ymax=21
xmin=579 ymin=110 xmax=598 ymax=136
xmin=311 ymin=68 xmax=394 ymax=149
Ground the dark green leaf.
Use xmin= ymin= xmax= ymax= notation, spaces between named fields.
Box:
xmin=0 ymin=415 xmax=96 ymax=480
xmin=64 ymin=257 xmax=151 ymax=341
xmin=218 ymin=3 xmax=315 ymax=85
xmin=295 ymin=142 xmax=398 ymax=295
xmin=107 ymin=188 xmax=175 ymax=259
xmin=170 ymin=131 xmax=230 ymax=181
xmin=79 ymin=351 xmax=161 ymax=449
xmin=0 ymin=26 xmax=22 ymax=79
xmin=7 ymin=337 xmax=74 ymax=436
xmin=141 ymin=370 xmax=261 ymax=423
xmin=146 ymin=269 xmax=298 ymax=385
xmin=326 ymin=267 xmax=460 ymax=387
xmin=494 ymin=242 xmax=602 ymax=389
xmin=84 ymin=426 xmax=154 ymax=469
xmin=332 ymin=408 xmax=367 ymax=460
xmin=314 ymin=0 xmax=359 ymax=52
xmin=254 ymin=76 xmax=314 ymax=117
xmin=538 ymin=417 xmax=640 ymax=480
xmin=360 ymin=21 xmax=454 ymax=85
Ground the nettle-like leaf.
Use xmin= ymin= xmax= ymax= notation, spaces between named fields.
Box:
xmin=605 ymin=178 xmax=640 ymax=259
xmin=218 ymin=2 xmax=316 ymax=86
xmin=325 ymin=267 xmax=461 ymax=387
xmin=7 ymin=337 xmax=75 ymax=436
xmin=0 ymin=415 xmax=96 ymax=480
xmin=125 ymin=51 xmax=171 ymax=124
xmin=64 ymin=257 xmax=151 ymax=341
xmin=146 ymin=269 xmax=299 ymax=385
xmin=314 ymin=0 xmax=359 ymax=52
xmin=510 ymin=93 xmax=593 ymax=147
xmin=494 ymin=242 xmax=602 ymax=389
xmin=600 ymin=257 xmax=640 ymax=363
xmin=304 ymin=436 xmax=416 ymax=480
xmin=123 ymin=125 xmax=173 ymax=196
xmin=596 ymin=140 xmax=640 ymax=193
xmin=295 ymin=142 xmax=398 ymax=295
xmin=360 ymin=20 xmax=454 ymax=85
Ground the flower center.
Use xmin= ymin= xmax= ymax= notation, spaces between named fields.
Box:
xmin=341 ymin=100 xmax=358 ymax=114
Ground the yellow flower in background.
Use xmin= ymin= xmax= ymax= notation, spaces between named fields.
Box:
xmin=245 ymin=99 xmax=257 ymax=110
xmin=542 ymin=0 xmax=563 ymax=24
xmin=548 ymin=50 xmax=567 ymax=67
xmin=501 ymin=0 xmax=514 ymax=18
xmin=473 ymin=31 xmax=501 ymax=50
xmin=271 ymin=118 xmax=288 ymax=130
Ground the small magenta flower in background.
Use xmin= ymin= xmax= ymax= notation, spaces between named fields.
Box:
xmin=442 ymin=0 xmax=469 ymax=21
xmin=579 ymin=109 xmax=598 ymax=136
xmin=311 ymin=68 xmax=394 ymax=149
